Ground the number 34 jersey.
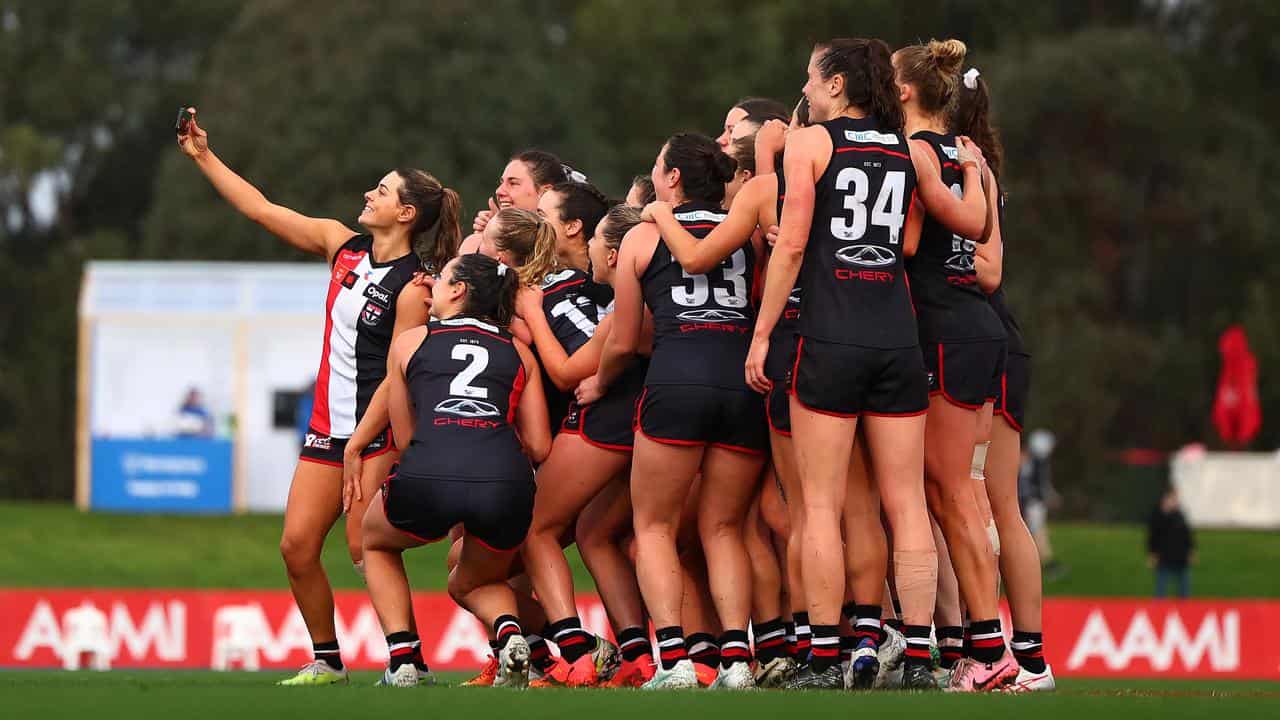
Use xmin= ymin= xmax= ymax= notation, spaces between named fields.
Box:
xmin=398 ymin=317 xmax=531 ymax=482
xmin=642 ymin=201 xmax=757 ymax=391
xmin=799 ymin=116 xmax=920 ymax=350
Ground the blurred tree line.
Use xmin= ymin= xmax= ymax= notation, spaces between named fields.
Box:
xmin=3 ymin=0 xmax=1278 ymax=516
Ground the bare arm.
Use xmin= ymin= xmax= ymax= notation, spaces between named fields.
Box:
xmin=909 ymin=138 xmax=987 ymax=241
xmin=975 ymin=171 xmax=1003 ymax=293
xmin=746 ymin=128 xmax=822 ymax=393
xmin=513 ymin=340 xmax=552 ymax=464
xmin=386 ymin=327 xmax=428 ymax=450
xmin=516 ymin=285 xmax=611 ymax=391
xmin=644 ymin=179 xmax=765 ymax=274
xmin=588 ymin=224 xmax=653 ymax=394
xmin=178 ymin=112 xmax=355 ymax=262
xmin=344 ymin=284 xmax=431 ymax=455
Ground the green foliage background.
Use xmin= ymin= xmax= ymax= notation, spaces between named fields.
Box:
xmin=3 ymin=1 xmax=1278 ymax=516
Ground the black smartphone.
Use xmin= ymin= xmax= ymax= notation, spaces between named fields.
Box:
xmin=175 ymin=107 xmax=193 ymax=134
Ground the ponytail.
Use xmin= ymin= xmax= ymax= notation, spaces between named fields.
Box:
xmin=450 ymin=253 xmax=520 ymax=327
xmin=662 ymin=133 xmax=737 ymax=204
xmin=814 ymin=38 xmax=905 ymax=131
xmin=394 ymin=167 xmax=461 ymax=273
xmin=894 ymin=38 xmax=968 ymax=116
xmin=491 ymin=208 xmax=563 ymax=286
xmin=949 ymin=69 xmax=1004 ymax=180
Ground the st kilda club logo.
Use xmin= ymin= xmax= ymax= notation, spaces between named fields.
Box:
xmin=361 ymin=301 xmax=384 ymax=327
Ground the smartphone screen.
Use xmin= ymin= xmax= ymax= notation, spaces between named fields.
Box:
xmin=175 ymin=107 xmax=192 ymax=134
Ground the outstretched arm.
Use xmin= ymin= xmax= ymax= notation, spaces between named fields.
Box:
xmin=177 ymin=109 xmax=355 ymax=262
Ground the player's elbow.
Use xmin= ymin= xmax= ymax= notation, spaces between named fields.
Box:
xmin=527 ymin=435 xmax=551 ymax=464
xmin=685 ymin=258 xmax=717 ymax=275
xmin=977 ymin=267 xmax=1001 ymax=294
xmin=548 ymin=373 xmax=576 ymax=393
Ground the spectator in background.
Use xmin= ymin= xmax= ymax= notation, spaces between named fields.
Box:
xmin=175 ymin=387 xmax=213 ymax=437
xmin=1020 ymin=429 xmax=1066 ymax=580
xmin=1147 ymin=487 xmax=1195 ymax=598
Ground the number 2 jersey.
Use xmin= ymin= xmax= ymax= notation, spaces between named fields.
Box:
xmin=396 ymin=317 xmax=533 ymax=483
xmin=642 ymin=201 xmax=757 ymax=391
xmin=799 ymin=116 xmax=919 ymax=349
xmin=311 ymin=234 xmax=421 ymax=438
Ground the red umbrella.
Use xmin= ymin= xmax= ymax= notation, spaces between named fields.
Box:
xmin=1211 ymin=325 xmax=1261 ymax=447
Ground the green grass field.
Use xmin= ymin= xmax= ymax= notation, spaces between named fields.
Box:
xmin=1 ymin=672 xmax=1276 ymax=720
xmin=3 ymin=501 xmax=1279 ymax=715
xmin=1 ymin=501 xmax=1277 ymax=596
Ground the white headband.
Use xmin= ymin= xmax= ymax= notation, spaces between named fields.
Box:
xmin=497 ymin=262 xmax=509 ymax=277
xmin=963 ymin=68 xmax=981 ymax=90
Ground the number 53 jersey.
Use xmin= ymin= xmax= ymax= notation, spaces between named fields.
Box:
xmin=799 ymin=116 xmax=920 ymax=349
xmin=642 ymin=201 xmax=757 ymax=391
xmin=398 ymin=317 xmax=532 ymax=482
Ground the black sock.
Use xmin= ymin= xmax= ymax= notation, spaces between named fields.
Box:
xmin=655 ymin=626 xmax=687 ymax=670
xmin=618 ymin=626 xmax=652 ymax=662
xmin=494 ymin=615 xmax=523 ymax=650
xmin=549 ymin=617 xmax=594 ymax=663
xmin=962 ymin=620 xmax=973 ymax=658
xmin=313 ymin=640 xmax=343 ymax=671
xmin=884 ymin=618 xmax=905 ymax=636
xmin=792 ymin=611 xmax=812 ymax=662
xmin=968 ymin=619 xmax=1007 ymax=664
xmin=1011 ymin=630 xmax=1046 ymax=673
xmin=719 ymin=629 xmax=751 ymax=669
xmin=386 ymin=631 xmax=420 ymax=672
xmin=752 ymin=617 xmax=788 ymax=662
xmin=784 ymin=621 xmax=798 ymax=658
xmin=903 ymin=625 xmax=932 ymax=670
xmin=687 ymin=632 xmax=719 ymax=669
xmin=852 ymin=605 xmax=884 ymax=648
xmin=528 ymin=626 xmax=554 ymax=672
xmin=839 ymin=634 xmax=855 ymax=664
xmin=841 ymin=601 xmax=858 ymax=627
xmin=937 ymin=626 xmax=964 ymax=669
xmin=809 ymin=624 xmax=840 ymax=673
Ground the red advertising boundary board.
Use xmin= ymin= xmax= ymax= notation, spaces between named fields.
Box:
xmin=2 ymin=590 xmax=1276 ymax=678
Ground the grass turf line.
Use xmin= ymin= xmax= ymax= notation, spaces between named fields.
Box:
xmin=1 ymin=672 xmax=1277 ymax=720
xmin=0 ymin=501 xmax=1278 ymax=597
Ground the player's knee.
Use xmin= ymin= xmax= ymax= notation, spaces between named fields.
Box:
xmin=279 ymin=533 xmax=321 ymax=572
xmin=447 ymin=572 xmax=474 ymax=605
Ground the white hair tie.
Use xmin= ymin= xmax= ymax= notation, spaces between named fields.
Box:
xmin=497 ymin=262 xmax=509 ymax=277
xmin=963 ymin=67 xmax=981 ymax=90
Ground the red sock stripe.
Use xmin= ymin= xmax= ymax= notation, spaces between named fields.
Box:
xmin=756 ymin=636 xmax=787 ymax=649
xmin=853 ymin=629 xmax=878 ymax=641
xmin=557 ymin=634 xmax=590 ymax=648
xmin=530 ymin=646 xmax=551 ymax=660
xmin=1014 ymin=648 xmax=1044 ymax=658
xmin=904 ymin=647 xmax=932 ymax=659
xmin=721 ymin=647 xmax=752 ymax=660
xmin=659 ymin=648 xmax=688 ymax=661
xmin=972 ymin=636 xmax=1006 ymax=649
xmin=811 ymin=646 xmax=840 ymax=658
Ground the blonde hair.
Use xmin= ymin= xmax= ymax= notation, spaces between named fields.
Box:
xmin=894 ymin=38 xmax=967 ymax=115
xmin=491 ymin=208 xmax=561 ymax=286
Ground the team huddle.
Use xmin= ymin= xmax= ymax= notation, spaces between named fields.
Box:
xmin=176 ymin=36 xmax=1048 ymax=693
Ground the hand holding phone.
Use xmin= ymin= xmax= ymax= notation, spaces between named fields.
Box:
xmin=175 ymin=107 xmax=208 ymax=159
